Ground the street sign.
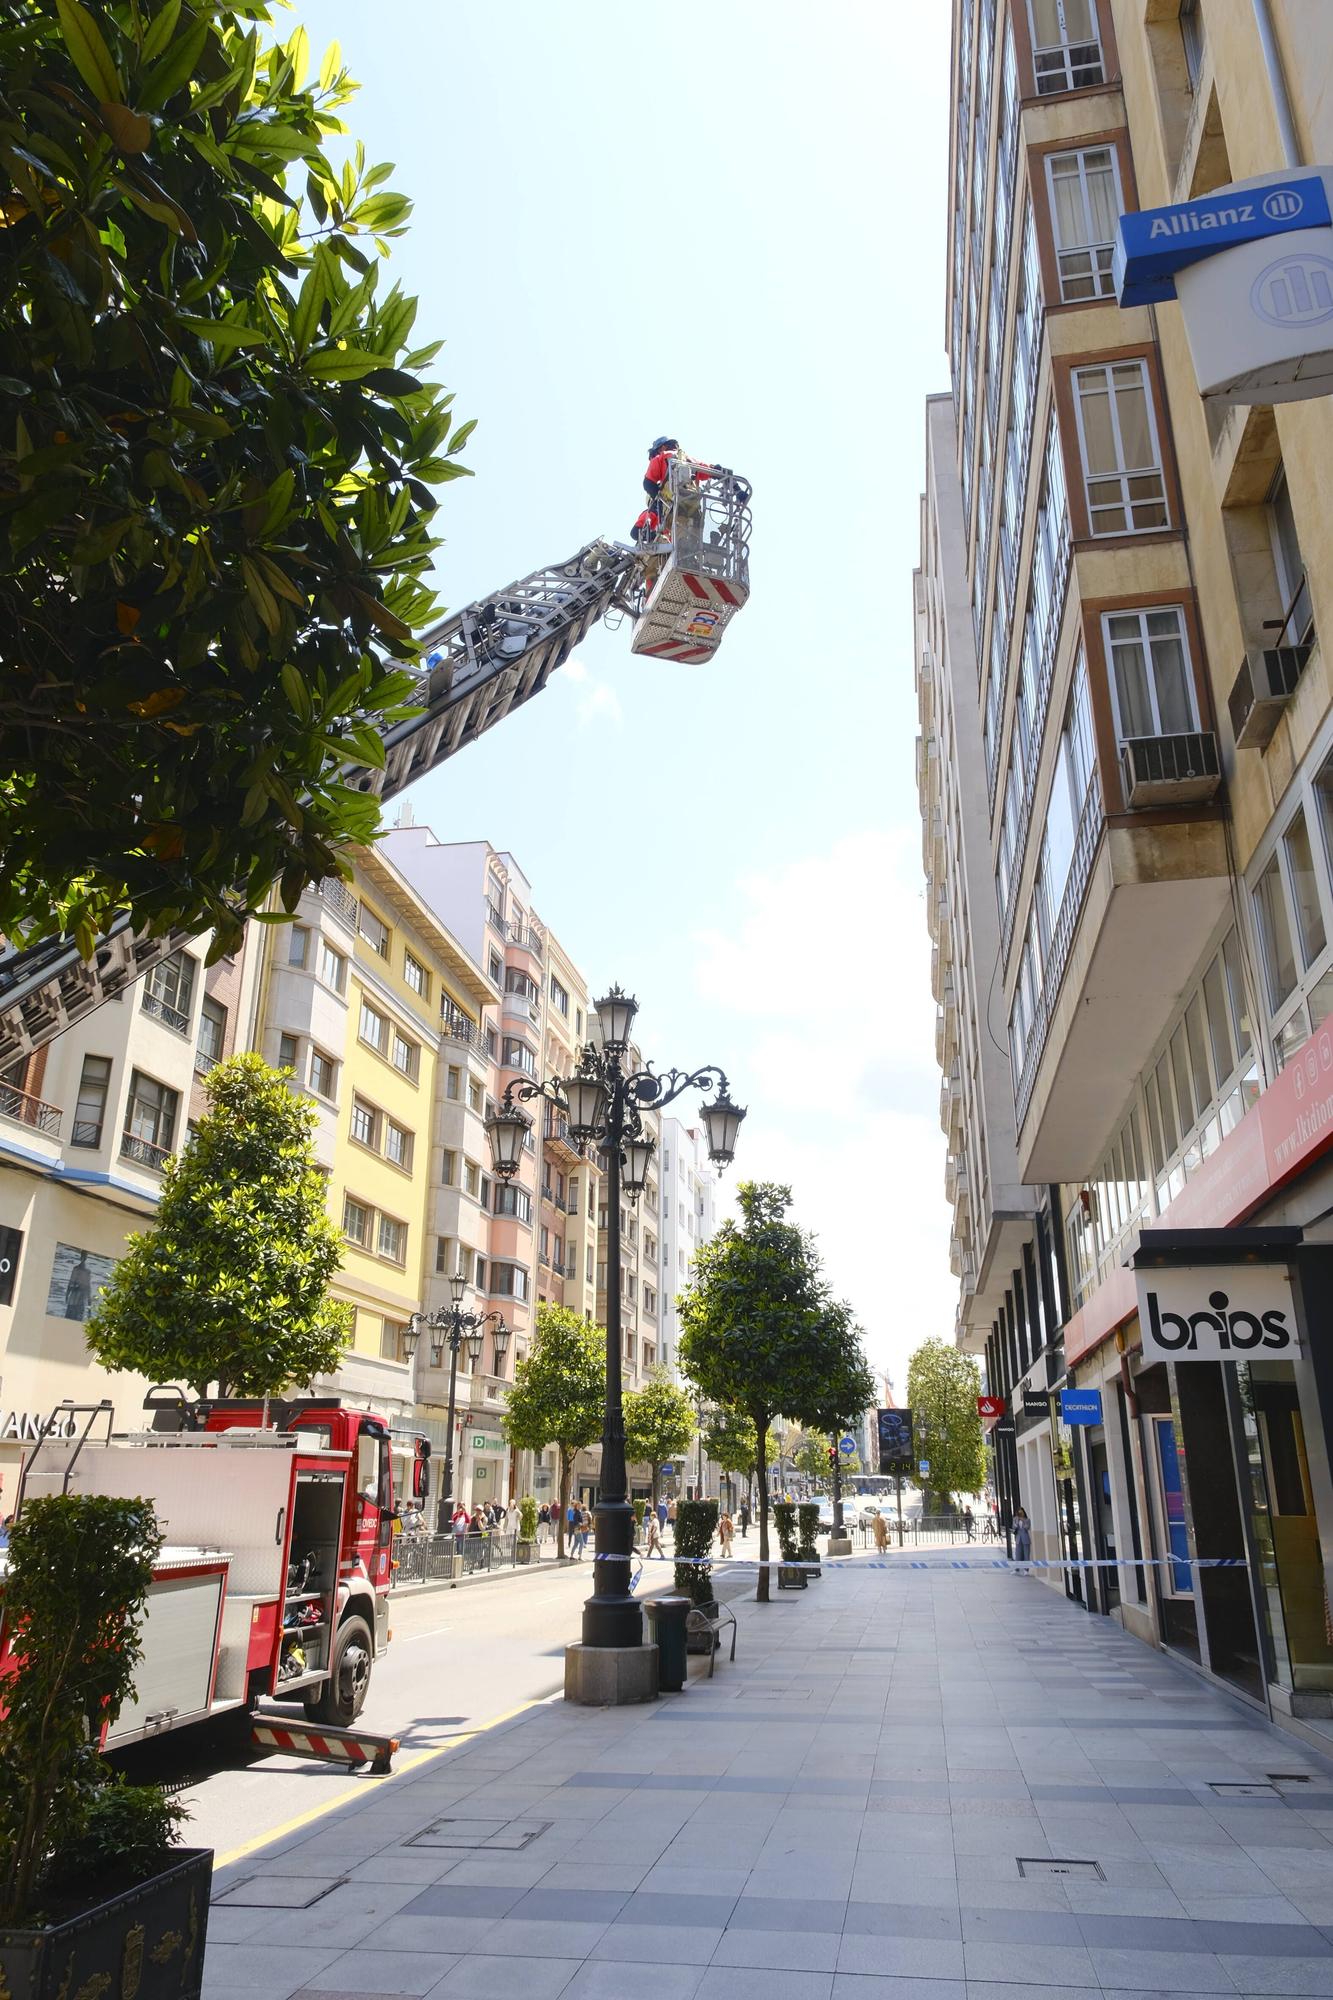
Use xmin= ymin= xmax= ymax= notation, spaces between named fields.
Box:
xmin=1115 ymin=174 xmax=1331 ymax=306
xmin=977 ymin=1395 xmax=1004 ymax=1421
xmin=877 ymin=1407 xmax=913 ymax=1475
xmin=839 ymin=1435 xmax=856 ymax=1456
xmin=918 ymin=1459 xmax=930 ymax=1478
xmin=1021 ymin=1389 xmax=1052 ymax=1419
xmin=471 ymin=1433 xmax=497 ymax=1451
xmin=1059 ymin=1389 xmax=1104 ymax=1426
xmin=661 ymin=1463 xmax=675 ymax=1476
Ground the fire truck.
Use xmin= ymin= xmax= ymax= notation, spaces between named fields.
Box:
xmin=1 ymin=1393 xmax=430 ymax=1746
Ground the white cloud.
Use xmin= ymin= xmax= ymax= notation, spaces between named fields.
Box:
xmin=692 ymin=830 xmax=956 ymax=1393
xmin=560 ymin=654 xmax=622 ymax=727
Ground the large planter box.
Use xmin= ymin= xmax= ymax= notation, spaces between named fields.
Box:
xmin=777 ymin=1563 xmax=807 ymax=1590
xmin=515 ymin=1541 xmax=538 ymax=1566
xmin=0 ymin=1847 xmax=212 ymax=2000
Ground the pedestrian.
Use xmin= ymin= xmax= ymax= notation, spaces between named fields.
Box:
xmin=718 ymin=1510 xmax=734 ymax=1558
xmin=645 ymin=1512 xmax=665 ymax=1559
xmin=451 ymin=1503 xmax=468 ymax=1554
xmin=566 ymin=1498 xmax=580 ymax=1555
xmin=739 ymin=1499 xmax=751 ymax=1539
xmin=666 ymin=1497 xmax=677 ymax=1537
xmin=872 ymin=1510 xmax=889 ymax=1554
xmin=538 ymin=1502 xmax=551 ymax=1542
xmin=1012 ymin=1506 xmax=1032 ymax=1575
xmin=963 ymin=1505 xmax=975 ymax=1543
xmin=580 ymin=1502 xmax=593 ymax=1555
xmin=656 ymin=1496 xmax=668 ymax=1532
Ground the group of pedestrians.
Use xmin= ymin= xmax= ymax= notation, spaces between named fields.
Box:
xmin=448 ymin=1499 xmax=507 ymax=1551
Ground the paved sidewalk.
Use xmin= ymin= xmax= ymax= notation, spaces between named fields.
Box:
xmin=205 ymin=1564 xmax=1333 ymax=1998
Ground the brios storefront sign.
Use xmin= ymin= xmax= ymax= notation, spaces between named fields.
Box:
xmin=1136 ymin=1264 xmax=1300 ymax=1362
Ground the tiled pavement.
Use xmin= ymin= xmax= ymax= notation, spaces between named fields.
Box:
xmin=205 ymin=1563 xmax=1333 ymax=1998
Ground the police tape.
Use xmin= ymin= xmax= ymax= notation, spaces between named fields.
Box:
xmin=601 ymin=1553 xmax=1248 ymax=1572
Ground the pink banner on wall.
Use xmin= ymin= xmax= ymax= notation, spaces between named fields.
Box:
xmin=1064 ymin=1014 xmax=1333 ymax=1368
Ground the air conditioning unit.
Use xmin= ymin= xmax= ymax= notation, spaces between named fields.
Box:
xmin=1228 ymin=645 xmax=1312 ymax=751
xmin=1121 ymin=731 xmax=1221 ymax=808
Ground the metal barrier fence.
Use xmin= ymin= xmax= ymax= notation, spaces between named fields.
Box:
xmin=391 ymin=1528 xmax=524 ymax=1586
xmin=849 ymin=1514 xmax=1003 ymax=1549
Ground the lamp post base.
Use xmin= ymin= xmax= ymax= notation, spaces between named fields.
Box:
xmin=582 ymin=1497 xmax=644 ymax=1650
xmin=565 ymin=1641 xmax=659 ymax=1706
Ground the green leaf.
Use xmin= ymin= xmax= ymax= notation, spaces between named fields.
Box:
xmin=100 ymin=102 xmax=152 ymax=154
xmin=55 ymin=0 xmax=123 ymax=103
xmin=302 ymin=346 xmax=384 ymax=380
xmin=291 ymin=260 xmax=324 ymax=354
xmin=446 ymin=416 xmax=477 ymax=455
xmin=138 ymin=15 xmax=209 ymax=110
xmin=175 ymin=313 xmax=266 ymax=350
xmin=280 ymin=663 xmax=313 ymax=722
xmin=139 ymin=0 xmax=181 ymax=63
xmin=318 ymin=38 xmax=342 ymax=90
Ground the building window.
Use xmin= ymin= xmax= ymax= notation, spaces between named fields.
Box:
xmin=495 ymin=1183 xmax=532 ymax=1223
xmin=1103 ymin=608 xmax=1196 ymax=742
xmin=436 ymin=1236 xmax=456 ymax=1275
xmin=198 ymin=996 xmax=227 ymax=1068
xmin=467 ymin=1078 xmax=484 ymax=1114
xmin=1268 ymin=466 xmax=1315 ymax=651
xmin=488 ymin=949 xmax=503 ymax=984
xmin=1074 ymin=362 xmax=1168 ymax=535
xmin=359 ymin=904 xmax=390 ymax=957
xmin=288 ymin=925 xmax=310 ymax=968
xmin=350 ymin=1096 xmax=380 ymax=1149
xmin=123 ymin=1070 xmax=178 ymax=1166
xmin=377 ymin=1212 xmax=407 ymax=1264
xmin=317 ymin=940 xmax=347 ymax=993
xmin=385 ymin=1118 xmax=413 ymax=1170
xmin=392 ymin=1030 xmax=420 ymax=1081
xmin=550 ymin=976 xmax=569 ymax=1017
xmin=308 ymin=1048 xmax=335 ymax=1100
xmin=1028 ymin=0 xmax=1104 ymax=95
xmin=71 ymin=1055 xmax=111 ymax=1148
xmin=343 ymin=1195 xmax=370 ymax=1245
xmin=403 ymin=950 xmax=428 ymax=998
xmin=446 ymin=1065 xmax=461 ymax=1100
xmin=540 ymin=1226 xmax=550 ymax=1264
xmin=1179 ymin=0 xmax=1205 ymax=91
xmin=278 ymin=1032 xmax=300 ymax=1074
xmin=503 ymin=1038 xmax=537 ymax=1077
xmin=142 ymin=951 xmax=195 ymax=1033
xmin=1047 ymin=147 xmax=1121 ymax=302
xmin=490 ymin=1262 xmax=529 ymax=1302
xmin=381 ymin=1316 xmax=409 ymax=1361
xmin=359 ymin=1000 xmax=388 ymax=1054
xmin=465 ymin=1160 xmax=481 ymax=1199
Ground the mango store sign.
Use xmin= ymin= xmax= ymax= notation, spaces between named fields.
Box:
xmin=0 ymin=1411 xmax=78 ymax=1443
xmin=1136 ymin=1265 xmax=1299 ymax=1364
xmin=1116 ymin=170 xmax=1333 ymax=402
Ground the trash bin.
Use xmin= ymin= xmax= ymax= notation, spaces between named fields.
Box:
xmin=644 ymin=1594 xmax=691 ymax=1692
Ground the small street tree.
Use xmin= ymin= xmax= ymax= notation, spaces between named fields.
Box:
xmin=792 ymin=1430 xmax=863 ymax=1488
xmin=702 ymin=1404 xmax=762 ymax=1512
xmin=87 ymin=1053 xmax=352 ymax=1395
xmin=801 ymin=1299 xmax=877 ymax=1522
xmin=623 ymin=1369 xmax=695 ymax=1508
xmin=502 ymin=1304 xmax=604 ymax=1559
xmin=0 ymin=0 xmax=473 ymax=957
xmin=906 ymin=1337 xmax=986 ymax=1509
xmin=679 ymin=1181 xmax=838 ymax=1603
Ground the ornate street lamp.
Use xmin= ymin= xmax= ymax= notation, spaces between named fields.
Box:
xmin=486 ymin=983 xmax=744 ymax=1654
xmin=410 ymin=1286 xmax=509 ymax=1530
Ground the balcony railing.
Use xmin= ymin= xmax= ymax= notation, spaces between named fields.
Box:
xmin=120 ymin=1130 xmax=172 ymax=1172
xmin=141 ymin=990 xmax=189 ymax=1035
xmin=0 ymin=1081 xmax=61 ymax=1136
xmin=442 ymin=1009 xmax=485 ymax=1052
xmin=506 ymin=922 xmax=544 ymax=960
xmin=320 ymin=877 xmax=357 ymax=930
xmin=194 ymin=1046 xmax=220 ymax=1076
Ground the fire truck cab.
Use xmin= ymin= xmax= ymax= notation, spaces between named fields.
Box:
xmin=1 ymin=1394 xmax=425 ymax=1749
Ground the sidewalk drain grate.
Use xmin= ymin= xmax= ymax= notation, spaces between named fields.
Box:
xmin=409 ymin=1817 xmax=551 ymax=1851
xmin=1017 ymin=1858 xmax=1104 ymax=1881
xmin=1209 ymin=1781 xmax=1279 ymax=1798
xmin=214 ymin=1876 xmax=346 ymax=1908
xmin=1269 ymin=1773 xmax=1313 ymax=1790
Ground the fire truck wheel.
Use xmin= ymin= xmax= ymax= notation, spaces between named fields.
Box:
xmin=308 ymin=1614 xmax=373 ymax=1726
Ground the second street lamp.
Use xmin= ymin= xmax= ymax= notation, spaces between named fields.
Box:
xmin=409 ymin=1285 xmax=509 ymax=1531
xmin=486 ymin=983 xmax=744 ymax=1655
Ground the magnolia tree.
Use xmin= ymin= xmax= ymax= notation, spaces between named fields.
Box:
xmin=623 ymin=1369 xmax=696 ymax=1507
xmin=87 ymin=1053 xmax=352 ymax=1395
xmin=679 ymin=1182 xmax=873 ymax=1603
xmin=702 ymin=1404 xmax=762 ymax=1512
xmin=906 ymin=1337 xmax=986 ymax=1508
xmin=0 ymin=0 xmax=472 ymax=956
xmin=502 ymin=1304 xmax=604 ymax=1559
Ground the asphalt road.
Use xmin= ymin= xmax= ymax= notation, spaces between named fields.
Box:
xmin=121 ymin=1554 xmax=599 ymax=1868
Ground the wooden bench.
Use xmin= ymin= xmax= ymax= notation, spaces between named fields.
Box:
xmin=686 ymin=1598 xmax=737 ymax=1677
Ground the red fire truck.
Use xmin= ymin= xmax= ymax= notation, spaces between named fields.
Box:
xmin=1 ymin=1392 xmax=430 ymax=1748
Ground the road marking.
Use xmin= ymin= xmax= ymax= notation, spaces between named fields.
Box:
xmin=214 ymin=1694 xmax=550 ymax=1868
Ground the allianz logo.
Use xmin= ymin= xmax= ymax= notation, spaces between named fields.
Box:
xmin=1144 ymin=1287 xmax=1294 ymax=1353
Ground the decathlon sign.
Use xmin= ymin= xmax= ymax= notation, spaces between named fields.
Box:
xmin=1136 ymin=1265 xmax=1300 ymax=1363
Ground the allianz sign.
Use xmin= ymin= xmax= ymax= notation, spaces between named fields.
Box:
xmin=1136 ymin=1264 xmax=1300 ymax=1363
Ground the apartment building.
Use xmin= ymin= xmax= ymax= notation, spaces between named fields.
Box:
xmin=658 ymin=1115 xmax=718 ymax=1379
xmin=0 ymin=931 xmax=258 ymax=1495
xmin=925 ymin=0 xmax=1333 ymax=1725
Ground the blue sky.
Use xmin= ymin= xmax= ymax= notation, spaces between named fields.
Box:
xmin=316 ymin=1 xmax=955 ymax=1390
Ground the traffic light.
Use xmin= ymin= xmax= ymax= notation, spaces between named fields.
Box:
xmin=827 ymin=1445 xmax=837 ymax=1469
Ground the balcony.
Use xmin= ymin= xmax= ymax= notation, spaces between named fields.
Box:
xmin=1015 ymin=768 xmax=1229 ymax=1182
xmin=544 ymin=1114 xmax=583 ymax=1165
xmin=141 ymin=990 xmax=189 ymax=1035
xmin=320 ymin=877 xmax=357 ymax=931
xmin=506 ymin=922 xmax=544 ymax=962
xmin=0 ymin=1080 xmax=61 ymax=1136
xmin=120 ymin=1130 xmax=172 ymax=1172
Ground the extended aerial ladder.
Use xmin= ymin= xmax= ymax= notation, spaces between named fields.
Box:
xmin=0 ymin=460 xmax=751 ymax=1065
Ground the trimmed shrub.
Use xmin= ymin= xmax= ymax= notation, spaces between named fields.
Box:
xmin=673 ymin=1499 xmax=719 ymax=1605
xmin=518 ymin=1495 xmax=539 ymax=1542
xmin=797 ymin=1503 xmax=820 ymax=1563
xmin=772 ymin=1501 xmax=799 ymax=1562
